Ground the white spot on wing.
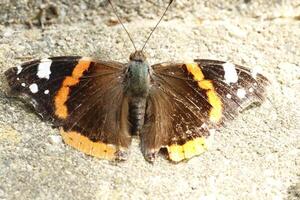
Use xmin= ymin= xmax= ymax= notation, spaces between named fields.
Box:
xmin=237 ymin=88 xmax=246 ymax=99
xmin=251 ymin=66 xmax=261 ymax=79
xmin=223 ymin=62 xmax=238 ymax=84
xmin=21 ymin=83 xmax=26 ymax=87
xmin=226 ymin=94 xmax=232 ymax=99
xmin=29 ymin=83 xmax=38 ymax=93
xmin=44 ymin=90 xmax=49 ymax=94
xmin=37 ymin=58 xmax=52 ymax=79
xmin=200 ymin=123 xmax=207 ymax=129
xmin=80 ymin=57 xmax=93 ymax=61
xmin=249 ymin=88 xmax=254 ymax=92
xmin=16 ymin=65 xmax=22 ymax=74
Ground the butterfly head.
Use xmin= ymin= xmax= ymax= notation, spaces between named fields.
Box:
xmin=129 ymin=51 xmax=147 ymax=62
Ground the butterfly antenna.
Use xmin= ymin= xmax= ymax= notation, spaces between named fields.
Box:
xmin=141 ymin=0 xmax=174 ymax=52
xmin=108 ymin=0 xmax=137 ymax=51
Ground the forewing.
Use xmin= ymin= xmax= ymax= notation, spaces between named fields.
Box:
xmin=5 ymin=56 xmax=130 ymax=160
xmin=141 ymin=60 xmax=269 ymax=162
xmin=195 ymin=59 xmax=269 ymax=120
xmin=5 ymin=56 xmax=82 ymax=121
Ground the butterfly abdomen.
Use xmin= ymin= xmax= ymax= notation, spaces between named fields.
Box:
xmin=128 ymin=97 xmax=147 ymax=134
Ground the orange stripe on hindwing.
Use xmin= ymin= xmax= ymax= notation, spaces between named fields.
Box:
xmin=54 ymin=58 xmax=92 ymax=119
xmin=185 ymin=63 xmax=223 ymax=123
xmin=60 ymin=129 xmax=117 ymax=159
xmin=167 ymin=137 xmax=208 ymax=162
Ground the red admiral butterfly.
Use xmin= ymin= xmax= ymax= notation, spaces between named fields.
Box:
xmin=4 ymin=0 xmax=269 ymax=162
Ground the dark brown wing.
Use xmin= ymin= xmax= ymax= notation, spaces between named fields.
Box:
xmin=141 ymin=60 xmax=269 ymax=162
xmin=5 ymin=56 xmax=82 ymax=122
xmin=5 ymin=56 xmax=130 ymax=160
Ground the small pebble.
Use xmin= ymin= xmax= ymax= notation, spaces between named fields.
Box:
xmin=0 ymin=186 xmax=5 ymax=198
xmin=224 ymin=22 xmax=247 ymax=38
xmin=3 ymin=28 xmax=13 ymax=37
xmin=48 ymin=135 xmax=62 ymax=145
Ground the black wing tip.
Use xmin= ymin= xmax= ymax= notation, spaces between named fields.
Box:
xmin=194 ymin=59 xmax=225 ymax=65
xmin=48 ymin=56 xmax=82 ymax=61
xmin=257 ymin=73 xmax=270 ymax=85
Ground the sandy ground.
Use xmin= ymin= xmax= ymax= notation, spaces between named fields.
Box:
xmin=0 ymin=0 xmax=300 ymax=199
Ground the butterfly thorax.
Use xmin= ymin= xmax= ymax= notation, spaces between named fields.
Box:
xmin=126 ymin=51 xmax=151 ymax=135
xmin=126 ymin=51 xmax=150 ymax=97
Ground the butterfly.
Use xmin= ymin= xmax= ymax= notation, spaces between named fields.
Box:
xmin=4 ymin=0 xmax=269 ymax=163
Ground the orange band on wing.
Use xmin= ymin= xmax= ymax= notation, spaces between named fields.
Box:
xmin=185 ymin=63 xmax=223 ymax=123
xmin=54 ymin=58 xmax=92 ymax=119
xmin=207 ymin=90 xmax=222 ymax=123
xmin=198 ymin=79 xmax=213 ymax=90
xmin=167 ymin=137 xmax=208 ymax=162
xmin=185 ymin=63 xmax=204 ymax=81
xmin=60 ymin=129 xmax=117 ymax=160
